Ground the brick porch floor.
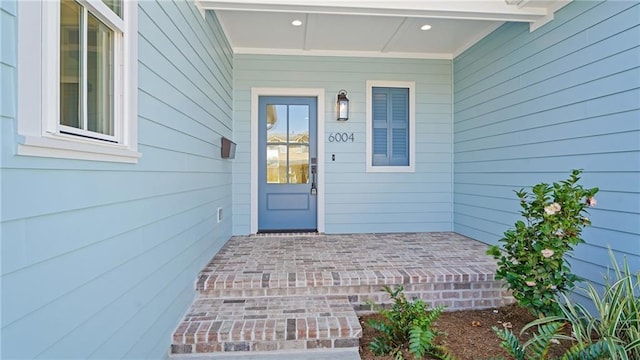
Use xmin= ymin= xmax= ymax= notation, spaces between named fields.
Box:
xmin=170 ymin=232 xmax=513 ymax=357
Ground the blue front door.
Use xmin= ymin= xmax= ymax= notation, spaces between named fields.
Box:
xmin=258 ymin=96 xmax=318 ymax=232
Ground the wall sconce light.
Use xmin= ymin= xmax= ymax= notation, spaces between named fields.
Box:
xmin=337 ymin=89 xmax=349 ymax=121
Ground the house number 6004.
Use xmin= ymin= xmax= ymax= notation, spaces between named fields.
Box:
xmin=328 ymin=132 xmax=355 ymax=142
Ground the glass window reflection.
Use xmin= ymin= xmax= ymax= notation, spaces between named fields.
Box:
xmin=265 ymin=104 xmax=310 ymax=184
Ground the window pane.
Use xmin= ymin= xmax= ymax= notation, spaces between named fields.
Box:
xmin=288 ymin=105 xmax=309 ymax=184
xmin=288 ymin=145 xmax=309 ymax=184
xmin=266 ymin=104 xmax=310 ymax=184
xmin=266 ymin=105 xmax=287 ymax=141
xmin=60 ymin=0 xmax=81 ymax=129
xmin=392 ymin=128 xmax=408 ymax=157
xmin=372 ymin=90 xmax=388 ymax=122
xmin=266 ymin=145 xmax=287 ymax=184
xmin=371 ymin=87 xmax=409 ymax=166
xmin=102 ymin=0 xmax=122 ymax=18
xmin=373 ymin=129 xmax=387 ymax=156
xmin=87 ymin=13 xmax=114 ymax=136
xmin=288 ymin=105 xmax=309 ymax=144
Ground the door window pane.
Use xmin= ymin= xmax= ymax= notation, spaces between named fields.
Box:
xmin=266 ymin=145 xmax=287 ymax=184
xmin=266 ymin=105 xmax=287 ymax=141
xmin=288 ymin=105 xmax=309 ymax=144
xmin=87 ymin=13 xmax=114 ymax=135
xmin=288 ymin=145 xmax=309 ymax=184
xmin=265 ymin=104 xmax=311 ymax=184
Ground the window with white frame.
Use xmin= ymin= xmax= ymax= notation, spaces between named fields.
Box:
xmin=17 ymin=0 xmax=139 ymax=163
xmin=365 ymin=81 xmax=415 ymax=172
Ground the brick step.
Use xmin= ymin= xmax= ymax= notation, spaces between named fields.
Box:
xmin=170 ymin=295 xmax=362 ymax=356
xmin=196 ymin=269 xmax=510 ymax=313
xmin=197 ymin=266 xmax=499 ymax=291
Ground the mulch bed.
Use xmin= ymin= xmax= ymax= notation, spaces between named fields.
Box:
xmin=359 ymin=303 xmax=574 ymax=359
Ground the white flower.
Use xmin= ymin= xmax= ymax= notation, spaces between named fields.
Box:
xmin=544 ymin=202 xmax=561 ymax=215
xmin=541 ymin=249 xmax=555 ymax=258
xmin=525 ymin=281 xmax=536 ymax=287
xmin=586 ymin=197 xmax=597 ymax=207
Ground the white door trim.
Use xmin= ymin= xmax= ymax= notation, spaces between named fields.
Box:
xmin=251 ymin=88 xmax=326 ymax=234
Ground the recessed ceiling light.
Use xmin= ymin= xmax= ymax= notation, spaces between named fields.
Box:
xmin=292 ymin=20 xmax=303 ymax=26
xmin=420 ymin=24 xmax=432 ymax=31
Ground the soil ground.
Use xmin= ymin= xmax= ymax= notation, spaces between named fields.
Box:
xmin=359 ymin=303 xmax=573 ymax=360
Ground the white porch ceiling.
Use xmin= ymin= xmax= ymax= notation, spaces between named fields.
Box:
xmin=197 ymin=0 xmax=571 ymax=59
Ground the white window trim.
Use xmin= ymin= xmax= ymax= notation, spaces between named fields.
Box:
xmin=365 ymin=80 xmax=416 ymax=173
xmin=17 ymin=0 xmax=140 ymax=163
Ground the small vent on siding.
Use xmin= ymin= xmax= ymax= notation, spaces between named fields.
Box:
xmin=217 ymin=207 xmax=223 ymax=223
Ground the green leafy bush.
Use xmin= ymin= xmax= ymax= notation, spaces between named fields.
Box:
xmin=492 ymin=250 xmax=639 ymax=360
xmin=487 ymin=169 xmax=598 ymax=317
xmin=367 ymin=285 xmax=451 ymax=359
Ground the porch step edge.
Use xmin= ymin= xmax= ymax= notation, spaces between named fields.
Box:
xmin=171 ymin=295 xmax=362 ymax=355
xmin=194 ymin=280 xmax=512 ymax=313
xmin=196 ymin=268 xmax=499 ymax=292
xmin=169 ymin=347 xmax=360 ymax=360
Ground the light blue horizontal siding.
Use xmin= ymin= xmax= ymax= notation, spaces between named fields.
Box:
xmin=453 ymin=0 xmax=640 ymax=289
xmin=1 ymin=1 xmax=233 ymax=359
xmin=0 ymin=3 xmax=17 ymax=358
xmin=233 ymin=55 xmax=453 ymax=234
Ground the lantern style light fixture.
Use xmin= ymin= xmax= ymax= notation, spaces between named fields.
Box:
xmin=337 ymin=89 xmax=349 ymax=121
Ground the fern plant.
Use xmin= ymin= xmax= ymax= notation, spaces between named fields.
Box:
xmin=367 ymin=285 xmax=452 ymax=359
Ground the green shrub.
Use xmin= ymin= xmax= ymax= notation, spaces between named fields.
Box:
xmin=367 ymin=285 xmax=451 ymax=360
xmin=487 ymin=169 xmax=598 ymax=317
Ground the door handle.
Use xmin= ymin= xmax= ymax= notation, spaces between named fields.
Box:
xmin=310 ymin=157 xmax=317 ymax=195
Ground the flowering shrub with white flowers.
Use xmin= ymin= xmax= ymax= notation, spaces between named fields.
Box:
xmin=487 ymin=169 xmax=599 ymax=317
